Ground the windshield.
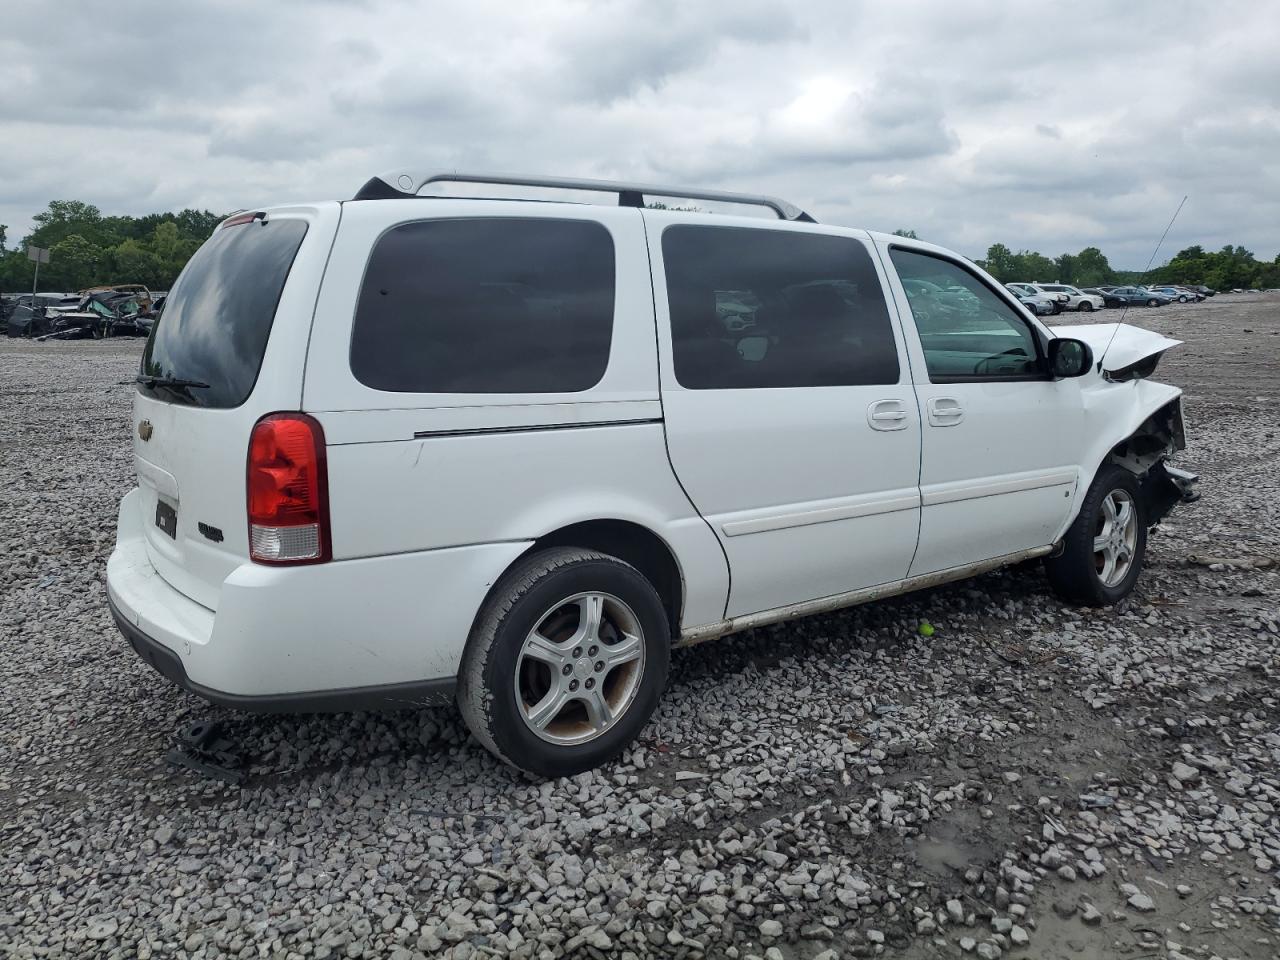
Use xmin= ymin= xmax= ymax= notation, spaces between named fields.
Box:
xmin=140 ymin=218 xmax=307 ymax=408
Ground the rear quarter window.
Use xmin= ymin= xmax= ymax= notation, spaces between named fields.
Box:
xmin=140 ymin=218 xmax=308 ymax=408
xmin=349 ymin=218 xmax=615 ymax=394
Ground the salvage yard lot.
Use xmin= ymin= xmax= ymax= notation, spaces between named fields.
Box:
xmin=1 ymin=295 xmax=1278 ymax=960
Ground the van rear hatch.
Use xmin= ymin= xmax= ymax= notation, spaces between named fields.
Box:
xmin=131 ymin=205 xmax=337 ymax=610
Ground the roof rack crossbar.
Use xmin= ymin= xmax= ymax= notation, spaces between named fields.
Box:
xmin=353 ymin=170 xmax=816 ymax=222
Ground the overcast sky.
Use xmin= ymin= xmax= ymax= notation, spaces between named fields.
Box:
xmin=3 ymin=0 xmax=1278 ymax=267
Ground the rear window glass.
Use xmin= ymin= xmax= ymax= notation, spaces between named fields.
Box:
xmin=140 ymin=218 xmax=308 ymax=408
xmin=663 ymin=225 xmax=898 ymax=389
xmin=350 ymin=218 xmax=615 ymax=393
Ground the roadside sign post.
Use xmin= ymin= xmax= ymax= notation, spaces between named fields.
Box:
xmin=27 ymin=246 xmax=51 ymax=305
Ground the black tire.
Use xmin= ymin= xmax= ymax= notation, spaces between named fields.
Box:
xmin=1046 ymin=464 xmax=1147 ymax=606
xmin=1147 ymin=298 xmax=1159 ymax=307
xmin=457 ymin=547 xmax=670 ymax=778
xmin=1078 ymin=300 xmax=1093 ymax=312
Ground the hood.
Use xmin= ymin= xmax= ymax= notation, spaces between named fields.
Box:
xmin=1049 ymin=322 xmax=1182 ymax=381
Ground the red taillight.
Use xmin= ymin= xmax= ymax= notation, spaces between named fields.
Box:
xmin=247 ymin=413 xmax=330 ymax=564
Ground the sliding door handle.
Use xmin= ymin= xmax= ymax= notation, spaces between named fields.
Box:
xmin=868 ymin=399 xmax=909 ymax=431
xmin=927 ymin=397 xmax=964 ymax=426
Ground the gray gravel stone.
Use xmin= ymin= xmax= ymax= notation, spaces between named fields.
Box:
xmin=1127 ymin=893 xmax=1156 ymax=912
xmin=758 ymin=919 xmax=783 ymax=938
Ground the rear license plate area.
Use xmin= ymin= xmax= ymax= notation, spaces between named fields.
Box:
xmin=155 ymin=499 xmax=177 ymax=540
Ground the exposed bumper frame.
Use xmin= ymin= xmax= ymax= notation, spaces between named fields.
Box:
xmin=1163 ymin=464 xmax=1201 ymax=504
xmin=108 ymin=590 xmax=456 ymax=713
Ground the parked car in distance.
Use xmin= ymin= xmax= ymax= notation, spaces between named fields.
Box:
xmin=1104 ymin=286 xmax=1172 ymax=308
xmin=1033 ymin=283 xmax=1105 ymax=312
xmin=1006 ymin=282 xmax=1066 ymax=313
xmin=105 ymin=170 xmax=1199 ymax=777
xmin=1005 ymin=284 xmax=1056 ymax=315
xmin=1192 ymin=285 xmax=1216 ymax=297
xmin=1150 ymin=286 xmax=1197 ymax=303
xmin=901 ymin=278 xmax=980 ymax=317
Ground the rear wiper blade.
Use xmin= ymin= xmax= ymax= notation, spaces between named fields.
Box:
xmin=135 ymin=375 xmax=211 ymax=389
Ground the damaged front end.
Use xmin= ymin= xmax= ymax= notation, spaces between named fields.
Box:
xmin=1100 ymin=377 xmax=1199 ymax=526
xmin=1056 ymin=321 xmax=1201 ymax=528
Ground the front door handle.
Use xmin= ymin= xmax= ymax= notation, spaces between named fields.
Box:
xmin=868 ymin=399 xmax=909 ymax=431
xmin=927 ymin=396 xmax=964 ymax=426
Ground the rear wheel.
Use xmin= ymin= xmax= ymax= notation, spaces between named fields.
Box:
xmin=457 ymin=548 xmax=670 ymax=778
xmin=1046 ymin=465 xmax=1146 ymax=606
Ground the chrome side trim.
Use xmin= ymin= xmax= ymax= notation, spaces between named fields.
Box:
xmin=720 ymin=491 xmax=920 ymax=538
xmin=676 ymin=544 xmax=1054 ymax=646
xmin=921 ymin=469 xmax=1077 ymax=507
xmin=414 ymin=418 xmax=662 ymax=440
xmin=315 ymin=399 xmax=662 ymax=446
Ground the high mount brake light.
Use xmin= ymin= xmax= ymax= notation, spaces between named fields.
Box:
xmin=247 ymin=413 xmax=331 ymax=564
xmin=222 ymin=212 xmax=266 ymax=228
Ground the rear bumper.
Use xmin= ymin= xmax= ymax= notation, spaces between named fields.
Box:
xmin=106 ymin=487 xmax=529 ymax=711
xmin=107 ymin=590 xmax=455 ymax=712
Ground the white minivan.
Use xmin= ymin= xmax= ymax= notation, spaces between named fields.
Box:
xmin=107 ymin=171 xmax=1198 ymax=777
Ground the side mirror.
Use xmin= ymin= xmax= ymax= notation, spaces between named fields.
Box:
xmin=1048 ymin=337 xmax=1093 ymax=378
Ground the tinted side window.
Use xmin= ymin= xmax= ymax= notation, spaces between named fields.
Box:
xmin=662 ymin=226 xmax=899 ymax=389
xmin=351 ymin=219 xmax=615 ymax=393
xmin=889 ymin=248 xmax=1045 ymax=382
xmin=141 ymin=218 xmax=308 ymax=408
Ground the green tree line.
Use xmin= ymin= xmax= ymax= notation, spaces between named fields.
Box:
xmin=0 ymin=200 xmax=225 ymax=293
xmin=975 ymin=241 xmax=1280 ymax=290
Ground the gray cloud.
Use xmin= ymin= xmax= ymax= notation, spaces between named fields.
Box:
xmin=553 ymin=0 xmax=807 ymax=103
xmin=1 ymin=0 xmax=1276 ymax=268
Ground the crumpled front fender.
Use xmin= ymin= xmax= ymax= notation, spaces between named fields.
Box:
xmin=1056 ymin=377 xmax=1190 ymax=539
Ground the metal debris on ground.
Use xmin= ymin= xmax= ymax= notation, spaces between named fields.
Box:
xmin=165 ymin=720 xmax=247 ymax=785
xmin=1186 ymin=553 xmax=1276 ymax=569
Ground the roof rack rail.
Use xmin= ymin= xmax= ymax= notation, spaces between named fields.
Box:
xmin=353 ymin=170 xmax=816 ymax=222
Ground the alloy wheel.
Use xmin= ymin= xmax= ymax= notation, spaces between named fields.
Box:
xmin=1093 ymin=489 xmax=1138 ymax=587
xmin=514 ymin=592 xmax=645 ymax=745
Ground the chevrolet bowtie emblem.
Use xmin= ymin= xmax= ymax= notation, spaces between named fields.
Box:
xmin=138 ymin=420 xmax=153 ymax=442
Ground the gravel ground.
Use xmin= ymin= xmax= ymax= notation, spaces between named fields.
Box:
xmin=2 ymin=294 xmax=1278 ymax=960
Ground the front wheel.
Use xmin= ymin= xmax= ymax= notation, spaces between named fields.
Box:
xmin=1046 ymin=465 xmax=1147 ymax=606
xmin=457 ymin=547 xmax=670 ymax=778
xmin=1078 ymin=300 xmax=1093 ymax=312
xmin=1147 ymin=298 xmax=1159 ymax=307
